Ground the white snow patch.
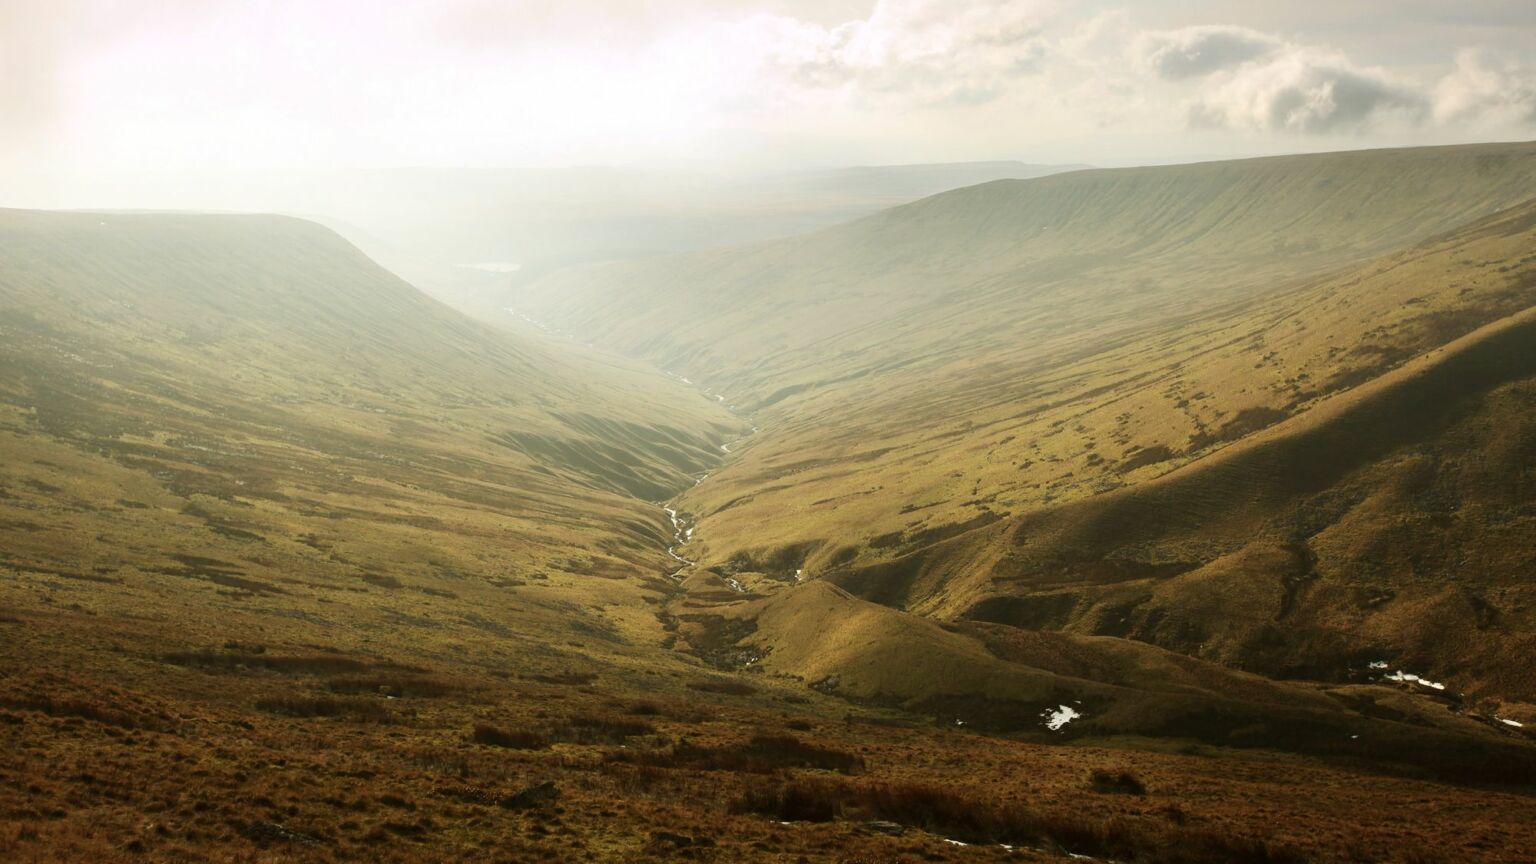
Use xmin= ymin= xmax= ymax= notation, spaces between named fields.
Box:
xmin=1385 ymin=670 xmax=1446 ymax=690
xmin=1368 ymin=660 xmax=1389 ymax=670
xmin=1042 ymin=705 xmax=1081 ymax=731
xmin=1499 ymin=717 xmax=1525 ymax=728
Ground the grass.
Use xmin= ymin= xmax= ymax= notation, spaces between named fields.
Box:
xmin=607 ymin=734 xmax=866 ymax=774
xmin=472 ymin=714 xmax=658 ymax=750
xmin=254 ymin=696 xmax=396 ymax=722
xmin=6 ymin=151 xmax=1536 ymax=862
xmin=731 ymin=777 xmax=1309 ymax=863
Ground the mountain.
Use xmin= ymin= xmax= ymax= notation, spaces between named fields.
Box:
xmin=211 ymin=160 xmax=1086 ymax=316
xmin=7 ymin=150 xmax=1536 ymax=863
xmin=511 ymin=142 xmax=1536 ymax=723
xmin=0 ymin=209 xmax=749 ymax=666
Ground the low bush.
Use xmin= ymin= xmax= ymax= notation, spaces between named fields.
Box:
xmin=470 ymin=714 xmax=656 ymax=750
xmin=325 ymin=674 xmax=459 ymax=699
xmin=686 ymin=679 xmax=757 ymax=696
xmin=609 ymin=734 xmax=865 ymax=775
xmin=730 ymin=778 xmax=1310 ymax=864
xmin=255 ymin=696 xmax=396 ymax=723
xmin=1088 ymin=768 xmax=1147 ymax=795
xmin=471 ymin=724 xmax=549 ymax=750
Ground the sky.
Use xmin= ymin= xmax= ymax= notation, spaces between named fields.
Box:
xmin=3 ymin=0 xmax=1535 ymax=208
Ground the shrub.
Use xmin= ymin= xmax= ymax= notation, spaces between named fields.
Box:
xmin=686 ymin=679 xmax=757 ymax=696
xmin=469 ymin=715 xmax=655 ymax=750
xmin=609 ymin=734 xmax=865 ymax=775
xmin=325 ymin=674 xmax=458 ymax=699
xmin=1088 ymin=768 xmax=1147 ymax=795
xmin=471 ymin=724 xmax=549 ymax=750
xmin=255 ymin=696 xmax=395 ymax=723
xmin=730 ymin=777 xmax=1311 ymax=864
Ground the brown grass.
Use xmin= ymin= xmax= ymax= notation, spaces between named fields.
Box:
xmin=254 ymin=695 xmax=396 ymax=722
xmin=609 ymin=734 xmax=865 ymax=774
xmin=732 ymin=777 xmax=1309 ymax=863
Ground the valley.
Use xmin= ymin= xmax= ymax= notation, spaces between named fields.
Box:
xmin=5 ymin=143 xmax=1536 ymax=863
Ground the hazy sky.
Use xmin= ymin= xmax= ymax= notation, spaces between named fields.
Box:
xmin=3 ymin=0 xmax=1535 ymax=206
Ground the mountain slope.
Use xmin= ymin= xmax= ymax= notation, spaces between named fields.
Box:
xmin=507 ymin=146 xmax=1536 ymax=725
xmin=511 ymin=144 xmax=1536 ymax=576
xmin=0 ymin=209 xmax=745 ymax=668
xmin=515 ymin=142 xmax=1536 ymax=407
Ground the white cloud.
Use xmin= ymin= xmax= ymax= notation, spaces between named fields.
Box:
xmin=734 ymin=0 xmax=1055 ymax=108
xmin=1434 ymin=48 xmax=1536 ymax=126
xmin=1186 ymin=46 xmax=1426 ymax=133
xmin=1135 ymin=25 xmax=1280 ymax=80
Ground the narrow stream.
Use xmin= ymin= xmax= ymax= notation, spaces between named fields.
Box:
xmin=658 ymin=374 xmax=758 ymax=588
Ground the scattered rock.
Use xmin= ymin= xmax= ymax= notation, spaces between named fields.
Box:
xmin=865 ymin=820 xmax=906 ymax=836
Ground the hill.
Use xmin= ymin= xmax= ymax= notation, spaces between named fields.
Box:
xmin=508 ymin=143 xmax=1536 ymax=746
xmin=0 ymin=209 xmax=754 ymax=667
xmin=6 ymin=194 xmax=1536 ymax=861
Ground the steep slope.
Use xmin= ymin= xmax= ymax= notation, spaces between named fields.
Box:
xmin=0 ymin=209 xmax=743 ymax=667
xmin=847 ymin=289 xmax=1536 ymax=704
xmin=8 ymin=205 xmax=1536 ymax=864
xmin=516 ymin=142 xmax=1536 ymax=405
xmin=510 ymin=147 xmax=1536 ymax=727
xmin=701 ymin=196 xmax=1536 ymax=714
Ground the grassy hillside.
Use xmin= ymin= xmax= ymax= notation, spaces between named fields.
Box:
xmin=6 ymin=198 xmax=1536 ymax=861
xmin=510 ymin=145 xmax=1536 ymax=560
xmin=509 ymin=146 xmax=1536 ymax=740
xmin=515 ymin=142 xmax=1536 ymax=404
xmin=0 ymin=209 xmax=753 ymax=668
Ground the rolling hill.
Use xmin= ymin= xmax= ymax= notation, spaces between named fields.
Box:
xmin=0 ymin=208 xmax=752 ymax=671
xmin=509 ymin=143 xmax=1536 ymax=731
xmin=7 ymin=150 xmax=1536 ymax=862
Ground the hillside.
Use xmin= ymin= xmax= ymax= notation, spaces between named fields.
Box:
xmin=274 ymin=160 xmax=1084 ymax=317
xmin=0 ymin=209 xmax=753 ymax=667
xmin=509 ymin=144 xmax=1536 ymax=572
xmin=6 ymin=189 xmax=1536 ymax=862
xmin=508 ymin=145 xmax=1536 ymax=739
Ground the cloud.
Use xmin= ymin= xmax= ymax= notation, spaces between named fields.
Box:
xmin=1186 ymin=46 xmax=1426 ymax=133
xmin=1434 ymin=48 xmax=1536 ymax=125
xmin=740 ymin=0 xmax=1054 ymax=108
xmin=1135 ymin=25 xmax=1280 ymax=80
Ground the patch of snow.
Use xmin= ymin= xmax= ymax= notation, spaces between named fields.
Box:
xmin=1368 ymin=660 xmax=1389 ymax=670
xmin=1499 ymin=717 xmax=1524 ymax=728
xmin=942 ymin=838 xmax=968 ymax=847
xmin=1385 ymin=670 xmax=1446 ymax=690
xmin=1042 ymin=704 xmax=1081 ymax=731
